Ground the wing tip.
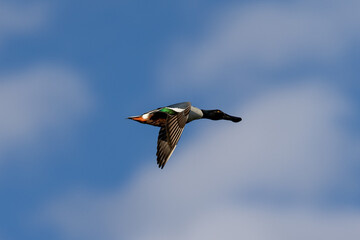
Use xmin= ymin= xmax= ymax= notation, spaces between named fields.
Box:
xmin=157 ymin=160 xmax=165 ymax=169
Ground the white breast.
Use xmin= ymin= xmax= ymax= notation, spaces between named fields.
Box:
xmin=187 ymin=106 xmax=203 ymax=123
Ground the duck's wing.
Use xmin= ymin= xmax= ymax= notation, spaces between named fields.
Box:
xmin=156 ymin=103 xmax=191 ymax=169
xmin=166 ymin=102 xmax=191 ymax=111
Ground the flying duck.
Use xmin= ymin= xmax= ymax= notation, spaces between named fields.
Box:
xmin=128 ymin=102 xmax=242 ymax=169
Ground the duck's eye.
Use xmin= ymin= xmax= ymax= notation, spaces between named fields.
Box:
xmin=217 ymin=110 xmax=221 ymax=113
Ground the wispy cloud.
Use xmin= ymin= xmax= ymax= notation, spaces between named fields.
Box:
xmin=149 ymin=206 xmax=360 ymax=240
xmin=43 ymin=82 xmax=359 ymax=240
xmin=0 ymin=1 xmax=93 ymax=163
xmin=0 ymin=1 xmax=48 ymax=46
xmin=160 ymin=0 xmax=360 ymax=88
xmin=0 ymin=65 xmax=92 ymax=161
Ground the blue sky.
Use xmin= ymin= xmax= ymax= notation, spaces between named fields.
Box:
xmin=0 ymin=0 xmax=360 ymax=239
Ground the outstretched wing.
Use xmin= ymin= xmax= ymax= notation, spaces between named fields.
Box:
xmin=156 ymin=103 xmax=191 ymax=169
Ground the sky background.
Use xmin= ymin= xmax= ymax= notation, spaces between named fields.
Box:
xmin=0 ymin=0 xmax=360 ymax=239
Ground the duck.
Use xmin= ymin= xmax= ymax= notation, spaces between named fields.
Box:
xmin=128 ymin=102 xmax=242 ymax=169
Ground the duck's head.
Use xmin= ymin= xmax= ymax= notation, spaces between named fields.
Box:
xmin=201 ymin=109 xmax=242 ymax=122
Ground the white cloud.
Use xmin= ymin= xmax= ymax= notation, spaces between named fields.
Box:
xmin=160 ymin=0 xmax=360 ymax=87
xmin=153 ymin=206 xmax=360 ymax=240
xmin=0 ymin=65 xmax=92 ymax=159
xmin=42 ymin=83 xmax=359 ymax=240
xmin=0 ymin=2 xmax=92 ymax=161
xmin=0 ymin=1 xmax=47 ymax=46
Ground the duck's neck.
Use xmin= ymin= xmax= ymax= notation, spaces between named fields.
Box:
xmin=201 ymin=109 xmax=213 ymax=120
xmin=201 ymin=109 xmax=221 ymax=120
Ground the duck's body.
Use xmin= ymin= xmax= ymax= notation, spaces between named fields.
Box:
xmin=129 ymin=102 xmax=203 ymax=126
xmin=128 ymin=102 xmax=241 ymax=169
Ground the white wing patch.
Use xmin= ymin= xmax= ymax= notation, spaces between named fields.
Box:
xmin=167 ymin=107 xmax=184 ymax=113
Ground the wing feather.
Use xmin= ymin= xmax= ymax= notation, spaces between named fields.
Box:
xmin=156 ymin=103 xmax=191 ymax=169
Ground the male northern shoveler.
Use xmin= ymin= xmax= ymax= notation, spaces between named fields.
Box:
xmin=128 ymin=102 xmax=242 ymax=169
